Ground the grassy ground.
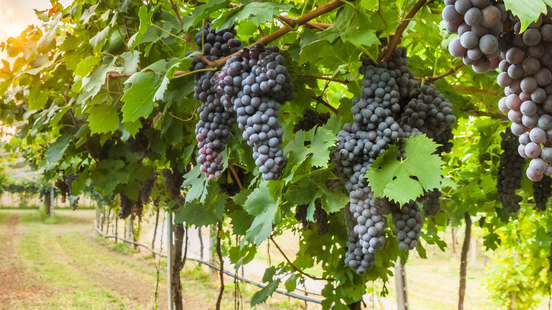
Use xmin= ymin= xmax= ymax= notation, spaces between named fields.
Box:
xmin=0 ymin=210 xmax=311 ymax=310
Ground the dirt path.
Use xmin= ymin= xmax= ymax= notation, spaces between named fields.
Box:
xmin=0 ymin=214 xmax=47 ymax=309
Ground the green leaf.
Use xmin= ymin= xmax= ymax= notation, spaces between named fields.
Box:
xmin=46 ymin=132 xmax=73 ymax=164
xmin=365 ymin=135 xmax=444 ymax=205
xmin=250 ymin=279 xmax=281 ymax=306
xmin=74 ymin=56 xmax=101 ymax=77
xmin=244 ymin=187 xmax=279 ymax=245
xmin=342 ymin=29 xmax=379 ymax=48
xmin=96 ymin=160 xmax=130 ymax=195
xmin=28 ymin=86 xmax=49 ymax=110
xmin=175 ymin=198 xmax=226 ymax=227
xmin=244 ymin=186 xmax=278 ymax=216
xmin=90 ymin=26 xmax=111 ymax=52
xmin=212 ymin=2 xmax=294 ymax=30
xmin=81 ymin=4 xmax=99 ymax=24
xmin=37 ymin=13 xmax=61 ymax=53
xmin=78 ymin=55 xmax=123 ymax=104
xmin=504 ymin=0 xmax=547 ymax=32
xmin=182 ymin=0 xmax=231 ymax=31
xmin=120 ymin=51 xmax=141 ymax=74
xmin=182 ymin=165 xmax=209 ymax=203
xmin=87 ymin=104 xmax=120 ymax=134
xmin=230 ymin=211 xmax=254 ymax=235
xmin=129 ymin=5 xmax=154 ymax=51
xmin=121 ymin=72 xmax=163 ymax=123
xmin=309 ymin=127 xmax=337 ymax=168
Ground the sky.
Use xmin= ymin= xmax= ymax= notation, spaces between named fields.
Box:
xmin=0 ymin=0 xmax=72 ymax=67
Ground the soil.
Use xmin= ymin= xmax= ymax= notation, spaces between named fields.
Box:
xmin=0 ymin=214 xmax=48 ymax=309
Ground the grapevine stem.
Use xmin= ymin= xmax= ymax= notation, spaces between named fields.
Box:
xmin=216 ymin=221 xmax=224 ymax=310
xmin=301 ymin=75 xmax=349 ymax=83
xmin=462 ymin=109 xmax=508 ymax=121
xmin=172 ymin=67 xmax=217 ymax=79
xmin=312 ymin=95 xmax=338 ymax=114
xmin=452 ymin=85 xmax=499 ymax=96
xmin=228 ymin=162 xmax=244 ymax=191
xmin=269 ymin=236 xmax=335 ymax=282
xmin=383 ymin=0 xmax=427 ymax=61
xmin=415 ymin=63 xmax=465 ymax=82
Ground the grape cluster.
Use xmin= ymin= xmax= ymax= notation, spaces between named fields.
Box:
xmin=66 ymin=173 xmax=80 ymax=210
xmin=495 ymin=14 xmax=552 ymax=181
xmin=294 ymin=203 xmax=329 ymax=235
xmin=217 ymin=43 xmax=293 ymax=180
xmin=119 ymin=192 xmax=134 ymax=219
xmin=194 ymin=71 xmax=236 ymax=179
xmin=392 ymin=201 xmax=423 ymax=251
xmin=423 ymin=189 xmax=442 ymax=217
xmin=295 ymin=204 xmax=309 ymax=230
xmin=293 ymin=109 xmax=331 ymax=133
xmin=139 ymin=173 xmax=157 ymax=205
xmin=533 ymin=175 xmax=552 ymax=211
xmin=332 ymin=47 xmax=456 ymax=272
xmin=128 ymin=118 xmax=151 ymax=158
xmin=191 ymin=24 xmax=241 ymax=179
xmin=162 ymin=168 xmax=185 ymax=207
xmin=54 ymin=179 xmax=68 ymax=203
xmin=497 ymin=129 xmax=524 ymax=213
xmin=314 ymin=204 xmax=329 ymax=235
xmin=434 ymin=127 xmax=455 ymax=154
xmin=188 ymin=22 xmax=241 ymax=79
xmin=400 ymin=85 xmax=457 ymax=139
xmin=444 ymin=0 xmax=505 ymax=72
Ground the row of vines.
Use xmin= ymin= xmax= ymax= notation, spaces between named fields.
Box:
xmin=2 ymin=0 xmax=552 ymax=309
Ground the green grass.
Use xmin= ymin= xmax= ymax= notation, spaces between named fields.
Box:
xmin=15 ymin=211 xmax=142 ymax=309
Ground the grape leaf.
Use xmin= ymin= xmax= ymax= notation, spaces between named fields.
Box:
xmin=90 ymin=26 xmax=111 ymax=52
xmin=212 ymin=2 xmax=294 ymax=30
xmin=74 ymin=56 xmax=101 ymax=77
xmin=121 ymin=72 xmax=163 ymax=122
xmin=365 ymin=135 xmax=443 ymax=205
xmin=250 ymin=279 xmax=281 ymax=306
xmin=182 ymin=165 xmax=209 ymax=203
xmin=229 ymin=210 xmax=254 ymax=235
xmin=129 ymin=5 xmax=154 ymax=51
xmin=504 ymin=0 xmax=547 ymax=32
xmin=87 ymin=104 xmax=119 ymax=134
xmin=182 ymin=0 xmax=231 ymax=31
xmin=46 ymin=131 xmax=73 ymax=164
xmin=244 ymin=186 xmax=277 ymax=216
xmin=175 ymin=195 xmax=227 ymax=227
xmin=37 ymin=13 xmax=61 ymax=53
xmin=120 ymin=51 xmax=141 ymax=74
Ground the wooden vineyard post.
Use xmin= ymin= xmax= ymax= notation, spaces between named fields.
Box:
xmin=167 ymin=211 xmax=174 ymax=310
xmin=50 ymin=186 xmax=55 ymax=220
xmin=394 ymin=257 xmax=409 ymax=309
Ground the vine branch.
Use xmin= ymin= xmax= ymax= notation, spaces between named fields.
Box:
xmin=415 ymin=63 xmax=465 ymax=82
xmin=216 ymin=221 xmax=224 ymax=310
xmin=452 ymin=85 xmax=499 ymax=96
xmin=462 ymin=109 xmax=508 ymax=120
xmin=269 ymin=236 xmax=335 ymax=282
xmin=228 ymin=162 xmax=244 ymax=191
xmin=302 ymin=75 xmax=349 ymax=84
xmin=312 ymin=95 xmax=338 ymax=114
xmin=383 ymin=0 xmax=427 ymax=61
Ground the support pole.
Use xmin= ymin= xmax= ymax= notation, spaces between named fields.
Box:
xmin=50 ymin=186 xmax=55 ymax=219
xmin=167 ymin=211 xmax=174 ymax=310
xmin=394 ymin=257 xmax=409 ymax=310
